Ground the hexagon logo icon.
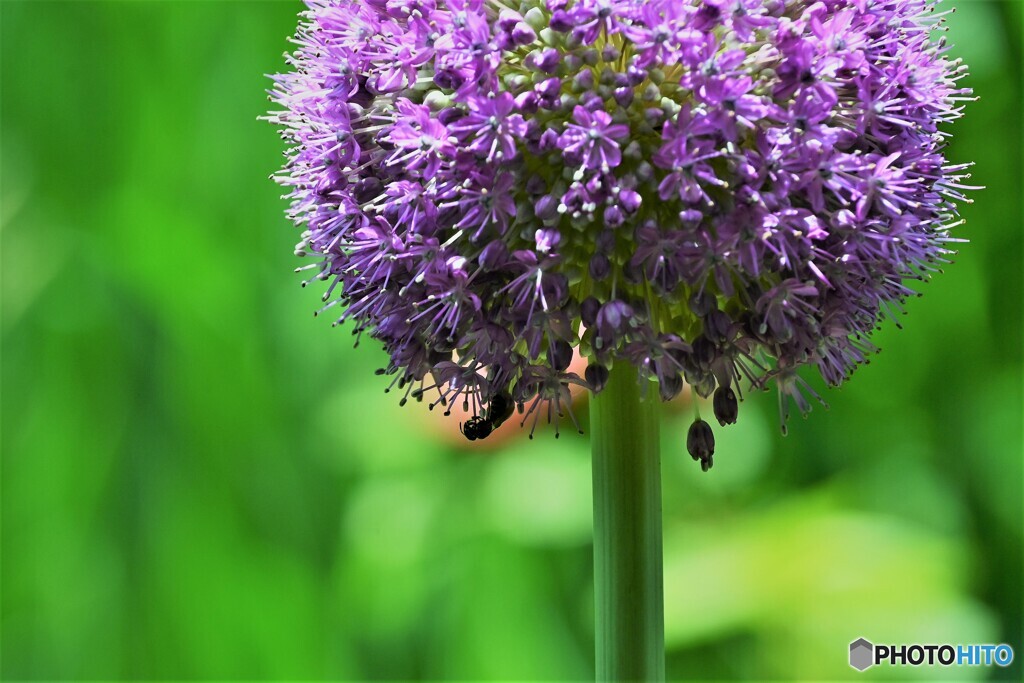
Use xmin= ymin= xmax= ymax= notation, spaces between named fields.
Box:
xmin=849 ymin=638 xmax=874 ymax=671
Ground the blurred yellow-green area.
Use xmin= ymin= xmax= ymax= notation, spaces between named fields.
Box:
xmin=1 ymin=1 xmax=1021 ymax=680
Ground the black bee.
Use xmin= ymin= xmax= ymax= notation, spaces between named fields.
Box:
xmin=486 ymin=390 xmax=514 ymax=429
xmin=459 ymin=390 xmax=514 ymax=442
xmin=460 ymin=415 xmax=493 ymax=441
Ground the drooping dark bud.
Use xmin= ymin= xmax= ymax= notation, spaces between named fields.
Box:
xmin=692 ymin=334 xmax=716 ymax=367
xmin=686 ymin=418 xmax=715 ymax=470
xmin=535 ymin=76 xmax=562 ymax=100
xmin=585 ymin=363 xmax=610 ymax=394
xmin=713 ymin=386 xmax=738 ymax=425
xmin=614 ymin=86 xmax=635 ymax=108
xmin=590 ymin=253 xmax=611 ymax=280
xmin=534 ymin=194 xmax=559 ymax=221
xmin=603 ymin=205 xmax=624 ymax=228
xmin=619 ymin=189 xmax=642 ymax=214
xmin=549 ymin=339 xmax=574 ymax=372
xmin=497 ymin=9 xmax=523 ymax=32
xmin=595 ymin=229 xmax=616 ymax=254
xmin=580 ymin=296 xmax=601 ymax=327
xmin=622 ymin=258 xmax=643 ymax=284
xmin=626 ymin=64 xmax=647 ymax=86
xmin=689 ymin=289 xmax=717 ymax=317
xmin=571 ymin=69 xmax=595 ymax=92
xmin=704 ymin=309 xmax=733 ymax=344
xmin=549 ymin=9 xmax=572 ymax=32
xmin=525 ymin=174 xmax=547 ymax=196
xmin=658 ymin=372 xmax=684 ymax=401
xmin=436 ymin=106 xmax=464 ymax=126
xmin=595 ymin=300 xmax=634 ymax=339
xmin=692 ymin=374 xmax=716 ymax=399
xmin=478 ymin=239 xmax=509 ymax=270
xmin=511 ymin=23 xmax=536 ymax=46
xmin=526 ymin=47 xmax=561 ymax=74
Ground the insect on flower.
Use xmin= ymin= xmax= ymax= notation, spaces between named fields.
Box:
xmin=458 ymin=389 xmax=514 ymax=442
xmin=460 ymin=415 xmax=494 ymax=442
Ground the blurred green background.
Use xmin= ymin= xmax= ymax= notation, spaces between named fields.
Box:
xmin=1 ymin=1 xmax=1020 ymax=680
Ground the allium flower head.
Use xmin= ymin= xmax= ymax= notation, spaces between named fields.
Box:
xmin=268 ymin=0 xmax=972 ymax=455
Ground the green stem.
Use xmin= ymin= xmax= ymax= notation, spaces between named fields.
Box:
xmin=590 ymin=363 xmax=665 ymax=682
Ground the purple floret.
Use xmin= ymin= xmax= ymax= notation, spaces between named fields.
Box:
xmin=559 ymin=106 xmax=630 ymax=171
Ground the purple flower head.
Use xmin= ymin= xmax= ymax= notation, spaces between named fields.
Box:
xmin=269 ymin=0 xmax=974 ymax=456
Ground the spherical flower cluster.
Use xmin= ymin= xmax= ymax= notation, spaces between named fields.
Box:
xmin=268 ymin=0 xmax=971 ymax=464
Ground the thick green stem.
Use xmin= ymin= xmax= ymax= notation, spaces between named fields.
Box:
xmin=590 ymin=363 xmax=665 ymax=682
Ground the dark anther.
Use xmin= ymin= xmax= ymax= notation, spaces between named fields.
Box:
xmin=686 ymin=418 xmax=715 ymax=471
xmin=713 ymin=386 xmax=738 ymax=426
